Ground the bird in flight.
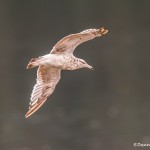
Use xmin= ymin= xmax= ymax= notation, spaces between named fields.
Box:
xmin=25 ymin=27 xmax=108 ymax=118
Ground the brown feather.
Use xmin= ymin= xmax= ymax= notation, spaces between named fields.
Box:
xmin=50 ymin=27 xmax=108 ymax=54
xmin=25 ymin=97 xmax=47 ymax=118
xmin=25 ymin=66 xmax=61 ymax=118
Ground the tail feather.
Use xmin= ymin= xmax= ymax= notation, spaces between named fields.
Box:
xmin=27 ymin=57 xmax=41 ymax=69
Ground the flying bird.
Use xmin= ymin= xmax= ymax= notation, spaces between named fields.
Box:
xmin=25 ymin=27 xmax=108 ymax=118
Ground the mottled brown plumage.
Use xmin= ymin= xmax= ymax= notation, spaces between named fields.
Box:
xmin=25 ymin=27 xmax=108 ymax=118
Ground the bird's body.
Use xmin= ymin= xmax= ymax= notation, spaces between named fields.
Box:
xmin=29 ymin=54 xmax=90 ymax=70
xmin=25 ymin=27 xmax=108 ymax=118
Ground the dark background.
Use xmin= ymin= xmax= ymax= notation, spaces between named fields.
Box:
xmin=1 ymin=0 xmax=150 ymax=150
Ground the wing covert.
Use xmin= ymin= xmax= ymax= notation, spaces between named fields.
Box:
xmin=50 ymin=27 xmax=108 ymax=54
xmin=25 ymin=65 xmax=61 ymax=118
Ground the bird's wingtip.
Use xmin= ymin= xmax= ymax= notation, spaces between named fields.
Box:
xmin=25 ymin=111 xmax=31 ymax=118
xmin=99 ymin=27 xmax=108 ymax=35
xmin=25 ymin=98 xmax=47 ymax=119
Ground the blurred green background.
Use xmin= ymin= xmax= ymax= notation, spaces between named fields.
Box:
xmin=0 ymin=0 xmax=150 ymax=150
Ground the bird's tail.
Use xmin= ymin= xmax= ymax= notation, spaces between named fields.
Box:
xmin=27 ymin=57 xmax=43 ymax=69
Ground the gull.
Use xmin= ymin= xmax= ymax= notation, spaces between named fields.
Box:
xmin=25 ymin=27 xmax=108 ymax=118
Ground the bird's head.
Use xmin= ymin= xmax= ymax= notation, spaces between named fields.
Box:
xmin=78 ymin=59 xmax=94 ymax=70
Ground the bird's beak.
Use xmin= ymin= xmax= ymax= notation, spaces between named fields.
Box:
xmin=90 ymin=67 xmax=94 ymax=70
xmin=87 ymin=65 xmax=94 ymax=70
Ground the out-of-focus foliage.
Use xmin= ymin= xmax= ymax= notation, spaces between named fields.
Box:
xmin=0 ymin=0 xmax=150 ymax=150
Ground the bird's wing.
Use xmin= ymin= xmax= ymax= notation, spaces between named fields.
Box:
xmin=25 ymin=65 xmax=61 ymax=118
xmin=50 ymin=27 xmax=108 ymax=54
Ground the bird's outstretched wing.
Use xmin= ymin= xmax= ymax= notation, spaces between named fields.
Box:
xmin=50 ymin=27 xmax=108 ymax=54
xmin=25 ymin=66 xmax=61 ymax=118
